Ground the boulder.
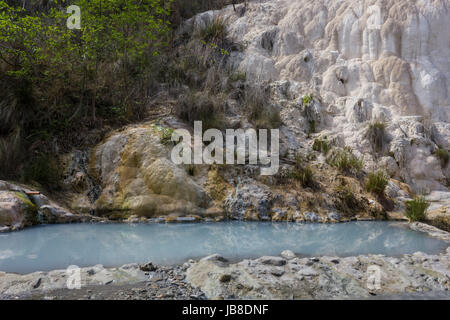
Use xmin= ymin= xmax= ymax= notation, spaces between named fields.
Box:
xmin=280 ymin=250 xmax=296 ymax=260
xmin=0 ymin=190 xmax=37 ymax=229
xmin=89 ymin=124 xmax=211 ymax=219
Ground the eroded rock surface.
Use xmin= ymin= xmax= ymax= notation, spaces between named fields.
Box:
xmin=88 ymin=124 xmax=212 ymax=219
xmin=0 ymin=181 xmax=94 ymax=231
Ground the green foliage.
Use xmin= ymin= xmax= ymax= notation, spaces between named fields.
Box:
xmin=302 ymin=94 xmax=313 ymax=106
xmin=365 ymin=170 xmax=389 ymax=196
xmin=405 ymin=196 xmax=429 ymax=222
xmin=328 ymin=148 xmax=363 ymax=175
xmin=367 ymin=121 xmax=386 ymax=154
xmin=24 ymin=153 xmax=61 ymax=189
xmin=312 ymin=138 xmax=331 ymax=154
xmin=154 ymin=125 xmax=175 ymax=145
xmin=0 ymin=0 xmax=172 ymax=179
xmin=435 ymin=147 xmax=449 ymax=168
xmin=0 ymin=1 xmax=72 ymax=79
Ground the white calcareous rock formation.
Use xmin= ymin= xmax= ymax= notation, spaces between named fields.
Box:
xmin=186 ymin=0 xmax=449 ymax=212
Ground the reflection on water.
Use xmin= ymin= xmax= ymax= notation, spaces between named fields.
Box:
xmin=0 ymin=221 xmax=447 ymax=274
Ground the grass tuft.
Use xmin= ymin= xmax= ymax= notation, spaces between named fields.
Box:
xmin=327 ymin=147 xmax=363 ymax=175
xmin=405 ymin=196 xmax=429 ymax=222
xmin=197 ymin=17 xmax=227 ymax=44
xmin=312 ymin=138 xmax=331 ymax=154
xmin=365 ymin=170 xmax=389 ymax=196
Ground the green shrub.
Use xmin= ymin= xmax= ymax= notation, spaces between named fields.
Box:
xmin=435 ymin=147 xmax=449 ymax=168
xmin=312 ymin=138 xmax=331 ymax=154
xmin=366 ymin=122 xmax=386 ymax=154
xmin=405 ymin=196 xmax=429 ymax=222
xmin=365 ymin=170 xmax=389 ymax=196
xmin=24 ymin=153 xmax=61 ymax=189
xmin=0 ymin=0 xmax=172 ymax=180
xmin=328 ymin=148 xmax=363 ymax=175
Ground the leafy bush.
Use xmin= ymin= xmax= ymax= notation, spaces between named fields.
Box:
xmin=435 ymin=147 xmax=449 ymax=168
xmin=365 ymin=170 xmax=389 ymax=196
xmin=0 ymin=0 xmax=172 ymax=180
xmin=328 ymin=148 xmax=363 ymax=175
xmin=405 ymin=197 xmax=429 ymax=222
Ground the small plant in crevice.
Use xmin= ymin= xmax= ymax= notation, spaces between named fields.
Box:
xmin=365 ymin=170 xmax=389 ymax=197
xmin=434 ymin=147 xmax=449 ymax=168
xmin=405 ymin=196 xmax=429 ymax=222
xmin=327 ymin=147 xmax=363 ymax=175
xmin=302 ymin=94 xmax=313 ymax=106
xmin=366 ymin=121 xmax=386 ymax=155
xmin=157 ymin=127 xmax=175 ymax=146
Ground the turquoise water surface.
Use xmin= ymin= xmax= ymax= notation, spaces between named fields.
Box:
xmin=0 ymin=221 xmax=447 ymax=273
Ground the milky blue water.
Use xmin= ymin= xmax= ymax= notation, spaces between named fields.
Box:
xmin=0 ymin=221 xmax=447 ymax=274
